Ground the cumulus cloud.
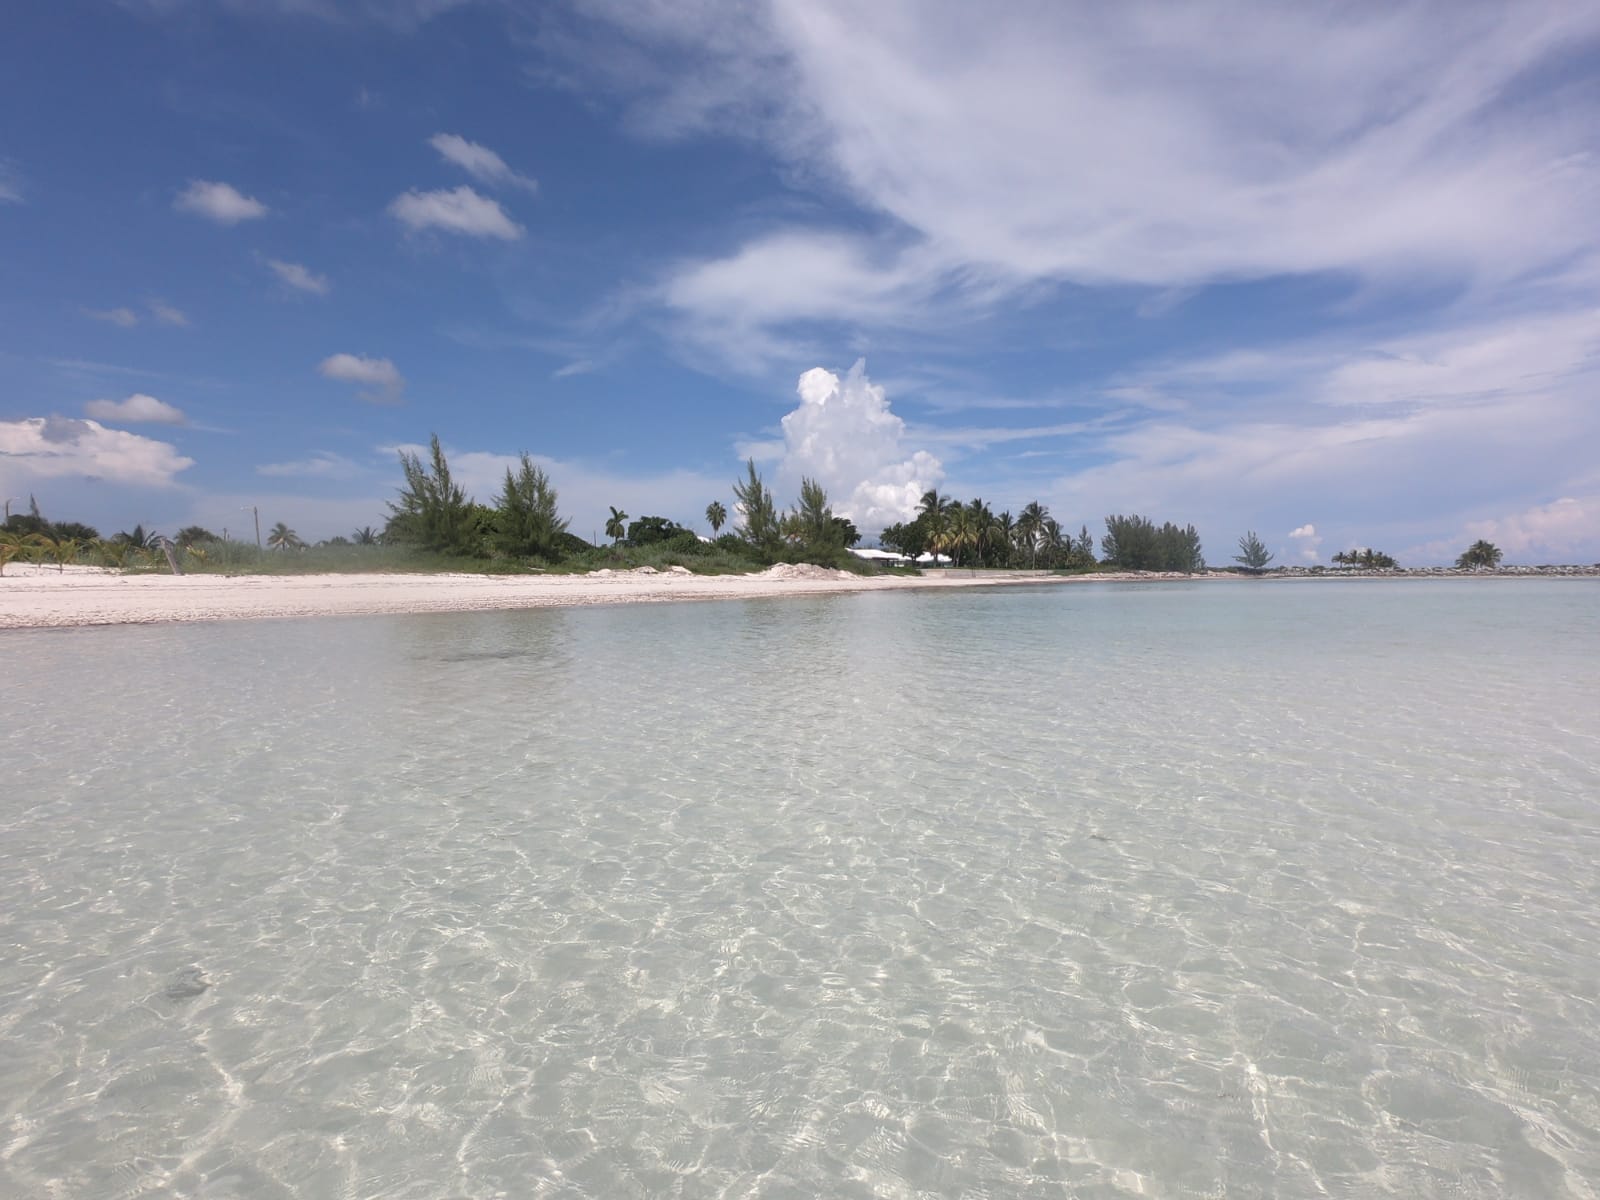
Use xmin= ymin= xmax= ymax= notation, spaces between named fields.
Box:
xmin=429 ymin=133 xmax=539 ymax=193
xmin=318 ymin=353 xmax=404 ymax=402
xmin=0 ymin=417 xmax=193 ymax=487
xmin=772 ymin=360 xmax=943 ymax=532
xmin=1460 ymin=496 xmax=1599 ymax=561
xmin=1288 ymin=523 xmax=1322 ymax=561
xmin=175 ymin=179 xmax=268 ymax=224
xmin=84 ymin=306 xmax=140 ymax=328
xmin=266 ymin=259 xmax=330 ymax=295
xmin=84 ymin=393 xmax=188 ymax=425
xmin=388 ymin=186 xmax=523 ymax=239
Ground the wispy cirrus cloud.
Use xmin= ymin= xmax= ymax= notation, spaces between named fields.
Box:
xmin=266 ymin=258 xmax=331 ymax=295
xmin=175 ymin=179 xmax=268 ymax=224
xmin=318 ymin=352 xmax=404 ymax=402
xmin=388 ymin=185 xmax=523 ymax=240
xmin=429 ymin=133 xmax=539 ymax=193
xmin=0 ymin=159 xmax=22 ymax=203
xmin=81 ymin=300 xmax=190 ymax=328
xmin=257 ymin=451 xmax=364 ymax=478
xmin=83 ymin=306 xmax=140 ymax=328
xmin=546 ymin=1 xmax=1600 ymax=367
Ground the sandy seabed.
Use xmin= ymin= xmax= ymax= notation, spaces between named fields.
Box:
xmin=0 ymin=563 xmax=1215 ymax=630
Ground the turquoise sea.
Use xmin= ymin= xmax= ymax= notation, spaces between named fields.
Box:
xmin=3 ymin=580 xmax=1598 ymax=1198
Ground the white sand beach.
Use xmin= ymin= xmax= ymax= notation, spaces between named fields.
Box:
xmin=0 ymin=563 xmax=1221 ymax=630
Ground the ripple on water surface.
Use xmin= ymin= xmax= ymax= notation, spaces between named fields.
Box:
xmin=2 ymin=580 xmax=1598 ymax=1198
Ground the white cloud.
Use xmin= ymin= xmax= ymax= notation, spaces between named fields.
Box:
xmin=772 ymin=360 xmax=943 ymax=531
xmin=0 ymin=159 xmax=21 ymax=203
xmin=1036 ymin=303 xmax=1600 ymax=563
xmin=83 ymin=306 xmax=140 ymax=328
xmin=257 ymin=451 xmax=363 ymax=478
xmin=1288 ymin=523 xmax=1322 ymax=561
xmin=148 ymin=300 xmax=189 ymax=327
xmin=429 ymin=133 xmax=539 ymax=193
xmin=175 ymin=179 xmax=268 ymax=224
xmin=266 ymin=259 xmax=331 ymax=295
xmin=84 ymin=394 xmax=188 ymax=425
xmin=1460 ymin=496 xmax=1599 ymax=561
xmin=388 ymin=186 xmax=523 ymax=240
xmin=318 ymin=353 xmax=404 ymax=403
xmin=0 ymin=417 xmax=193 ymax=487
xmin=559 ymin=1 xmax=1600 ymax=361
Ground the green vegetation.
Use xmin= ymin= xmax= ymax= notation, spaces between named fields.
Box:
xmin=267 ymin=522 xmax=305 ymax=551
xmin=1332 ymin=548 xmax=1399 ymax=569
xmin=1234 ymin=530 xmax=1273 ymax=572
xmin=386 ymin=434 xmax=475 ymax=555
xmin=732 ymin=459 xmax=780 ymax=554
xmin=1456 ymin=540 xmax=1503 ymax=569
xmin=16 ymin=435 xmax=1534 ymax=583
xmin=1100 ymin=514 xmax=1205 ymax=573
xmin=881 ymin=493 xmax=1098 ymax=570
xmin=493 ymin=453 xmax=569 ymax=559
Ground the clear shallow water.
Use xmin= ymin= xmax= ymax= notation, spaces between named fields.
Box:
xmin=2 ymin=580 xmax=1598 ymax=1199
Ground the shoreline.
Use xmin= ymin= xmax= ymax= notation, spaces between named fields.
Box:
xmin=2 ymin=562 xmax=1595 ymax=630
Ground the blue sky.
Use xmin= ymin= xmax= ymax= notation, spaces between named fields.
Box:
xmin=4 ymin=0 xmax=1600 ymax=564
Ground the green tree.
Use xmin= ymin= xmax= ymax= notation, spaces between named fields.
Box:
xmin=1234 ymin=531 xmax=1274 ymax=572
xmin=267 ymin=522 xmax=304 ymax=551
xmin=493 ymin=453 xmax=570 ymax=560
xmin=387 ymin=434 xmax=476 ymax=555
xmin=353 ymin=526 xmax=379 ymax=545
xmin=605 ymin=506 xmax=628 ymax=543
xmin=1456 ymin=540 xmax=1503 ymax=569
xmin=733 ymin=459 xmax=780 ymax=552
xmin=627 ymin=515 xmax=692 ymax=545
xmin=792 ymin=477 xmax=842 ymax=555
xmin=1103 ymin=514 xmax=1205 ymax=572
xmin=175 ymin=526 xmax=218 ymax=548
xmin=879 ymin=520 xmax=927 ymax=560
xmin=1017 ymin=500 xmax=1049 ymax=567
xmin=113 ymin=524 xmax=160 ymax=550
xmin=705 ymin=501 xmax=728 ymax=535
xmin=0 ymin=531 xmax=25 ymax=576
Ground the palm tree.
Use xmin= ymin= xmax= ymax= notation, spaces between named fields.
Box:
xmin=353 ymin=526 xmax=379 ymax=546
xmin=947 ymin=505 xmax=979 ymax=567
xmin=266 ymin=522 xmax=304 ymax=551
xmin=918 ymin=489 xmax=956 ymax=563
xmin=1456 ymin=540 xmax=1503 ymax=569
xmin=605 ymin=506 xmax=628 ymax=544
xmin=1040 ymin=517 xmax=1065 ymax=567
xmin=0 ymin=531 xmax=24 ymax=576
xmin=1017 ymin=501 xmax=1049 ymax=567
xmin=705 ymin=501 xmax=727 ymax=536
xmin=993 ymin=510 xmax=1016 ymax=567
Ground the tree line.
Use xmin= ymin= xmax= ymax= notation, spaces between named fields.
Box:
xmin=879 ymin=493 xmax=1208 ymax=572
xmin=375 ymin=437 xmax=863 ymax=569
xmin=0 ymin=466 xmax=1513 ymax=578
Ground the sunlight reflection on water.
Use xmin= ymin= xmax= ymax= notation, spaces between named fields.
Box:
xmin=3 ymin=581 xmax=1598 ymax=1198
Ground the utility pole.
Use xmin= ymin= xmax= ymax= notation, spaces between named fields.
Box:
xmin=241 ymin=505 xmax=261 ymax=552
xmin=2 ymin=498 xmax=16 ymax=520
